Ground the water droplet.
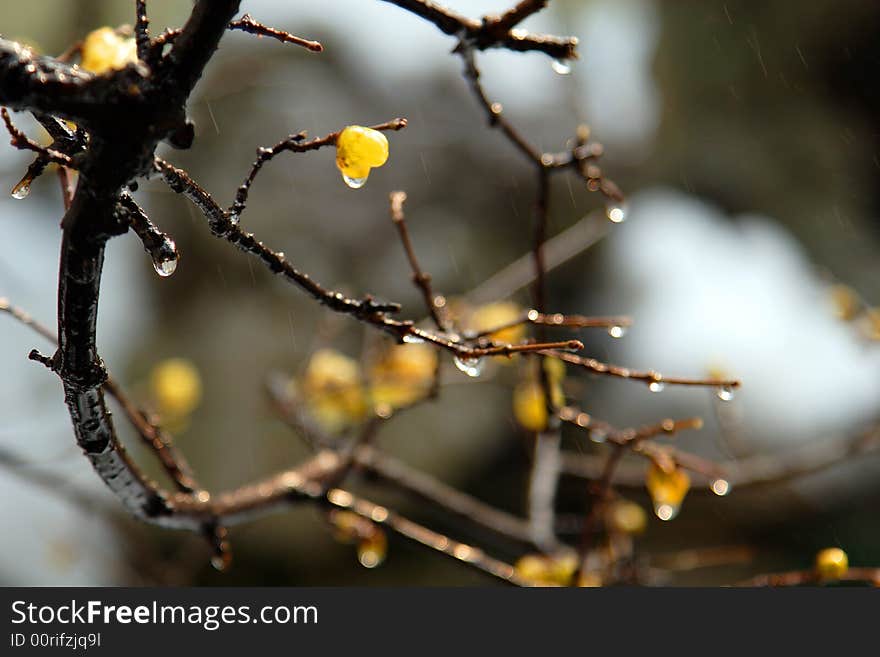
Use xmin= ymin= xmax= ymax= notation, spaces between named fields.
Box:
xmin=153 ymin=257 xmax=177 ymax=277
xmin=343 ymin=174 xmax=368 ymax=189
xmin=590 ymin=429 xmax=607 ymax=444
xmin=551 ymin=58 xmax=572 ymax=75
xmin=648 ymin=381 xmax=665 ymax=393
xmin=605 ymin=202 xmax=628 ymax=223
xmin=211 ymin=552 xmax=232 ymax=571
xmin=607 ymin=325 xmax=627 ymax=339
xmin=402 ymin=334 xmax=425 ymax=344
xmin=716 ymin=385 xmax=735 ymax=402
xmin=453 ymin=355 xmax=484 ymax=377
xmin=654 ymin=503 xmax=679 ymax=521
xmin=711 ymin=479 xmax=731 ymax=496
xmin=150 ymin=237 xmax=178 ymax=278
xmin=357 ymin=543 xmax=385 ymax=569
xmin=11 ymin=180 xmax=30 ymax=200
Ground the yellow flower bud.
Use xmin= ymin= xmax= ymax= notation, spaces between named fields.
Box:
xmin=577 ymin=571 xmax=603 ymax=587
xmin=513 ymin=382 xmax=548 ymax=432
xmin=357 ymin=530 xmax=388 ymax=569
xmin=369 ymin=343 xmax=437 ymax=410
xmin=150 ymin=358 xmax=202 ymax=418
xmin=329 ymin=510 xmax=364 ymax=544
xmin=512 ymin=376 xmax=564 ymax=433
xmin=468 ymin=301 xmax=525 ymax=345
xmin=830 ymin=284 xmax=859 ymax=321
xmin=815 ymin=547 xmax=848 ymax=580
xmin=546 ymin=551 xmax=578 ymax=585
xmin=645 ymin=462 xmax=690 ymax=521
xmin=514 ymin=554 xmax=550 ymax=584
xmin=606 ymin=500 xmax=647 ymax=535
xmin=514 ymin=552 xmax=577 ymax=586
xmin=301 ymin=349 xmax=368 ymax=433
xmin=335 ymin=125 xmax=389 ymax=188
xmin=80 ymin=27 xmax=137 ymax=75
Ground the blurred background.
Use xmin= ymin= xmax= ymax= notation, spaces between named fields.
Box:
xmin=1 ymin=0 xmax=879 ymax=586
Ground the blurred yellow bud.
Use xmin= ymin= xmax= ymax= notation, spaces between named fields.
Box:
xmin=335 ymin=125 xmax=389 ymax=189
xmin=860 ymin=307 xmax=880 ymax=341
xmin=606 ymin=500 xmax=647 ymax=535
xmin=543 ymin=356 xmax=566 ymax=385
xmin=645 ymin=462 xmax=690 ymax=521
xmin=329 ymin=510 xmax=364 ymax=544
xmin=514 ymin=554 xmax=549 ymax=584
xmin=301 ymin=349 xmax=368 ymax=433
xmin=830 ymin=284 xmax=859 ymax=321
xmin=150 ymin=358 xmax=202 ymax=418
xmin=512 ymin=377 xmax=564 ymax=432
xmin=357 ymin=530 xmax=388 ymax=568
xmin=577 ymin=571 xmax=603 ymax=587
xmin=80 ymin=27 xmax=137 ymax=75
xmin=514 ymin=552 xmax=577 ymax=586
xmin=369 ymin=343 xmax=437 ymax=410
xmin=546 ymin=551 xmax=578 ymax=585
xmin=815 ymin=547 xmax=848 ymax=580
xmin=468 ymin=301 xmax=525 ymax=345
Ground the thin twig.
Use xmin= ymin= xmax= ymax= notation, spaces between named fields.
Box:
xmin=389 ymin=191 xmax=448 ymax=330
xmin=543 ymin=349 xmax=742 ymax=391
xmin=229 ymin=14 xmax=323 ymax=52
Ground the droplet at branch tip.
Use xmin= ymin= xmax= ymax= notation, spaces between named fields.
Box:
xmin=453 ymin=355 xmax=484 ymax=377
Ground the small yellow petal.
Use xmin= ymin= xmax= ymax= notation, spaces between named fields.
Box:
xmin=606 ymin=500 xmax=648 ymax=535
xmin=150 ymin=358 xmax=202 ymax=418
xmin=301 ymin=349 xmax=368 ymax=433
xmin=645 ymin=462 xmax=690 ymax=521
xmin=369 ymin=343 xmax=437 ymax=410
xmin=81 ymin=27 xmax=137 ymax=75
xmin=468 ymin=301 xmax=525 ymax=345
xmin=513 ymin=381 xmax=548 ymax=432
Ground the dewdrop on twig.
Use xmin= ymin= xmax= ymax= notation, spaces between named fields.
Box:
xmin=551 ymin=58 xmax=572 ymax=75
xmin=453 ymin=355 xmax=484 ymax=378
xmin=605 ymin=202 xmax=628 ymax=223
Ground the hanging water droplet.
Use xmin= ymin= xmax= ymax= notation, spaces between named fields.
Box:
xmin=716 ymin=385 xmax=735 ymax=402
xmin=605 ymin=202 xmax=628 ymax=223
xmin=453 ymin=354 xmax=484 ymax=378
xmin=711 ymin=479 xmax=731 ymax=496
xmin=150 ymin=237 xmax=179 ymax=278
xmin=210 ymin=550 xmax=232 ymax=571
xmin=402 ymin=334 xmax=425 ymax=344
xmin=10 ymin=180 xmax=30 ymax=200
xmin=607 ymin=325 xmax=627 ymax=339
xmin=357 ymin=542 xmax=385 ymax=569
xmin=653 ymin=503 xmax=679 ymax=521
xmin=590 ymin=428 xmax=607 ymax=444
xmin=648 ymin=381 xmax=665 ymax=393
xmin=551 ymin=58 xmax=572 ymax=75
xmin=343 ymin=174 xmax=368 ymax=189
xmin=153 ymin=257 xmax=177 ymax=277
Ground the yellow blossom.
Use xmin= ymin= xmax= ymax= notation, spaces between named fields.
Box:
xmin=300 ymin=349 xmax=368 ymax=433
xmin=645 ymin=462 xmax=690 ymax=521
xmin=468 ymin=301 xmax=526 ymax=345
xmin=514 ymin=551 xmax=578 ymax=586
xmin=80 ymin=27 xmax=137 ymax=75
xmin=369 ymin=343 xmax=437 ymax=411
xmin=335 ymin=125 xmax=389 ymax=188
xmin=150 ymin=358 xmax=202 ymax=419
xmin=606 ymin=500 xmax=647 ymax=535
xmin=512 ymin=360 xmax=566 ymax=432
